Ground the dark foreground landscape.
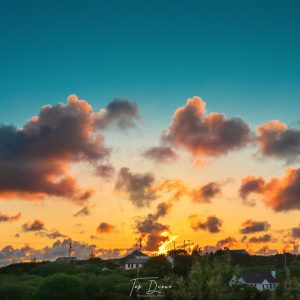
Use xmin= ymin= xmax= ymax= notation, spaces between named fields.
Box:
xmin=0 ymin=249 xmax=300 ymax=300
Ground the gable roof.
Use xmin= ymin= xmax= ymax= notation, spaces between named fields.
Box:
xmin=123 ymin=250 xmax=149 ymax=260
xmin=125 ymin=257 xmax=150 ymax=264
xmin=240 ymin=270 xmax=278 ymax=284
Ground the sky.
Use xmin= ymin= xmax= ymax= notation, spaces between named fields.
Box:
xmin=0 ymin=0 xmax=300 ymax=265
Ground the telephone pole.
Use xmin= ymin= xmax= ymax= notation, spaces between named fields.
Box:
xmin=68 ymin=240 xmax=72 ymax=257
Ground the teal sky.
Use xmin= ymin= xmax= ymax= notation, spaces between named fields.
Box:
xmin=1 ymin=0 xmax=300 ymax=127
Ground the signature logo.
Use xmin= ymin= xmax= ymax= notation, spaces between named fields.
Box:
xmin=130 ymin=276 xmax=172 ymax=297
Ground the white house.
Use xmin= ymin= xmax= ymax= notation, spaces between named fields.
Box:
xmin=124 ymin=250 xmax=150 ymax=270
xmin=229 ymin=270 xmax=279 ymax=291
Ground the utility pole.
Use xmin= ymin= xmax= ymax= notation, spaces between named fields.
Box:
xmin=68 ymin=240 xmax=72 ymax=257
xmin=136 ymin=238 xmax=143 ymax=280
xmin=173 ymin=241 xmax=176 ymax=251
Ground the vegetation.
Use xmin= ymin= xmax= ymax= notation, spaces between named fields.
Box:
xmin=0 ymin=252 xmax=300 ymax=299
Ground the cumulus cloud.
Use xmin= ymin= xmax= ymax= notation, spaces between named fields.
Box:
xmin=190 ymin=182 xmax=221 ymax=203
xmin=22 ymin=220 xmax=45 ymax=232
xmin=0 ymin=95 xmax=138 ymax=202
xmin=253 ymin=246 xmax=277 ymax=256
xmin=135 ymin=202 xmax=173 ymax=251
xmin=142 ymin=146 xmax=178 ymax=163
xmin=239 ymin=219 xmax=271 ymax=234
xmin=96 ymin=222 xmax=115 ymax=233
xmin=240 ymin=168 xmax=300 ymax=211
xmin=190 ymin=215 xmax=223 ymax=233
xmin=216 ymin=236 xmax=237 ymax=249
xmin=0 ymin=212 xmax=21 ymax=222
xmin=115 ymin=167 xmax=157 ymax=207
xmin=257 ymin=120 xmax=300 ymax=163
xmin=248 ymin=234 xmax=272 ymax=243
xmin=162 ymin=96 xmax=251 ymax=159
xmin=93 ymin=98 xmax=139 ymax=130
xmin=39 ymin=230 xmax=68 ymax=240
xmin=0 ymin=239 xmax=97 ymax=266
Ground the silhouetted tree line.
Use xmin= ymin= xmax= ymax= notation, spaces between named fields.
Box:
xmin=0 ymin=251 xmax=300 ymax=299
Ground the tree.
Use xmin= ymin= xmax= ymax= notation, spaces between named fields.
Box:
xmin=142 ymin=255 xmax=172 ymax=277
xmin=36 ymin=273 xmax=85 ymax=300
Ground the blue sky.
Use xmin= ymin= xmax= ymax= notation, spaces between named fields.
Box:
xmin=1 ymin=0 xmax=300 ymax=127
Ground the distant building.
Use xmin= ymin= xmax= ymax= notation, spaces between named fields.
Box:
xmin=229 ymin=270 xmax=279 ymax=291
xmin=123 ymin=250 xmax=149 ymax=270
xmin=226 ymin=249 xmax=249 ymax=255
xmin=56 ymin=256 xmax=78 ymax=263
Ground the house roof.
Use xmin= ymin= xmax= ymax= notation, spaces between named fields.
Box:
xmin=240 ymin=270 xmax=278 ymax=284
xmin=227 ymin=249 xmax=248 ymax=255
xmin=125 ymin=257 xmax=150 ymax=264
xmin=123 ymin=250 xmax=149 ymax=260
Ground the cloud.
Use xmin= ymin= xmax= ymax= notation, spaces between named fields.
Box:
xmin=190 ymin=215 xmax=222 ymax=233
xmin=135 ymin=202 xmax=173 ymax=251
xmin=0 ymin=212 xmax=21 ymax=222
xmin=216 ymin=236 xmax=237 ymax=248
xmin=39 ymin=230 xmax=67 ymax=239
xmin=190 ymin=182 xmax=221 ymax=203
xmin=0 ymin=95 xmax=138 ymax=202
xmin=115 ymin=167 xmax=157 ymax=207
xmin=240 ymin=168 xmax=300 ymax=211
xmin=142 ymin=146 xmax=178 ymax=163
xmin=239 ymin=176 xmax=265 ymax=205
xmin=257 ymin=120 xmax=300 ymax=163
xmin=95 ymin=164 xmax=115 ymax=180
xmin=0 ymin=239 xmax=97 ymax=266
xmin=291 ymin=225 xmax=300 ymax=239
xmin=248 ymin=234 xmax=272 ymax=243
xmin=155 ymin=179 xmax=189 ymax=202
xmin=162 ymin=96 xmax=251 ymax=159
xmin=96 ymin=222 xmax=115 ymax=234
xmin=239 ymin=219 xmax=271 ymax=234
xmin=93 ymin=98 xmax=139 ymax=130
xmin=22 ymin=220 xmax=45 ymax=232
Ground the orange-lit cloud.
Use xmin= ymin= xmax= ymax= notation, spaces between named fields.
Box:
xmin=22 ymin=220 xmax=45 ymax=232
xmin=240 ymin=168 xmax=300 ymax=211
xmin=257 ymin=120 xmax=300 ymax=163
xmin=162 ymin=96 xmax=251 ymax=159
xmin=0 ymin=212 xmax=21 ymax=222
xmin=97 ymin=222 xmax=115 ymax=234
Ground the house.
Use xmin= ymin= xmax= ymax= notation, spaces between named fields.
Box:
xmin=55 ymin=256 xmax=78 ymax=263
xmin=123 ymin=250 xmax=150 ymax=270
xmin=229 ymin=270 xmax=279 ymax=291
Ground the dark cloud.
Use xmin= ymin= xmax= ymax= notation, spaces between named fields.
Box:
xmin=254 ymin=246 xmax=277 ymax=256
xmin=135 ymin=202 xmax=173 ymax=252
xmin=216 ymin=236 xmax=237 ymax=249
xmin=240 ymin=168 xmax=300 ymax=211
xmin=40 ymin=230 xmax=67 ymax=240
xmin=115 ymin=167 xmax=157 ymax=207
xmin=97 ymin=222 xmax=115 ymax=233
xmin=0 ymin=212 xmax=21 ymax=222
xmin=142 ymin=146 xmax=178 ymax=163
xmin=162 ymin=96 xmax=251 ymax=159
xmin=95 ymin=164 xmax=115 ymax=180
xmin=239 ymin=219 xmax=271 ymax=234
xmin=93 ymin=98 xmax=139 ymax=130
xmin=22 ymin=220 xmax=45 ymax=232
xmin=239 ymin=176 xmax=265 ymax=202
xmin=190 ymin=215 xmax=223 ymax=233
xmin=0 ymin=95 xmax=138 ymax=202
xmin=190 ymin=182 xmax=221 ymax=203
xmin=257 ymin=120 xmax=300 ymax=163
xmin=291 ymin=226 xmax=300 ymax=239
xmin=248 ymin=234 xmax=272 ymax=243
